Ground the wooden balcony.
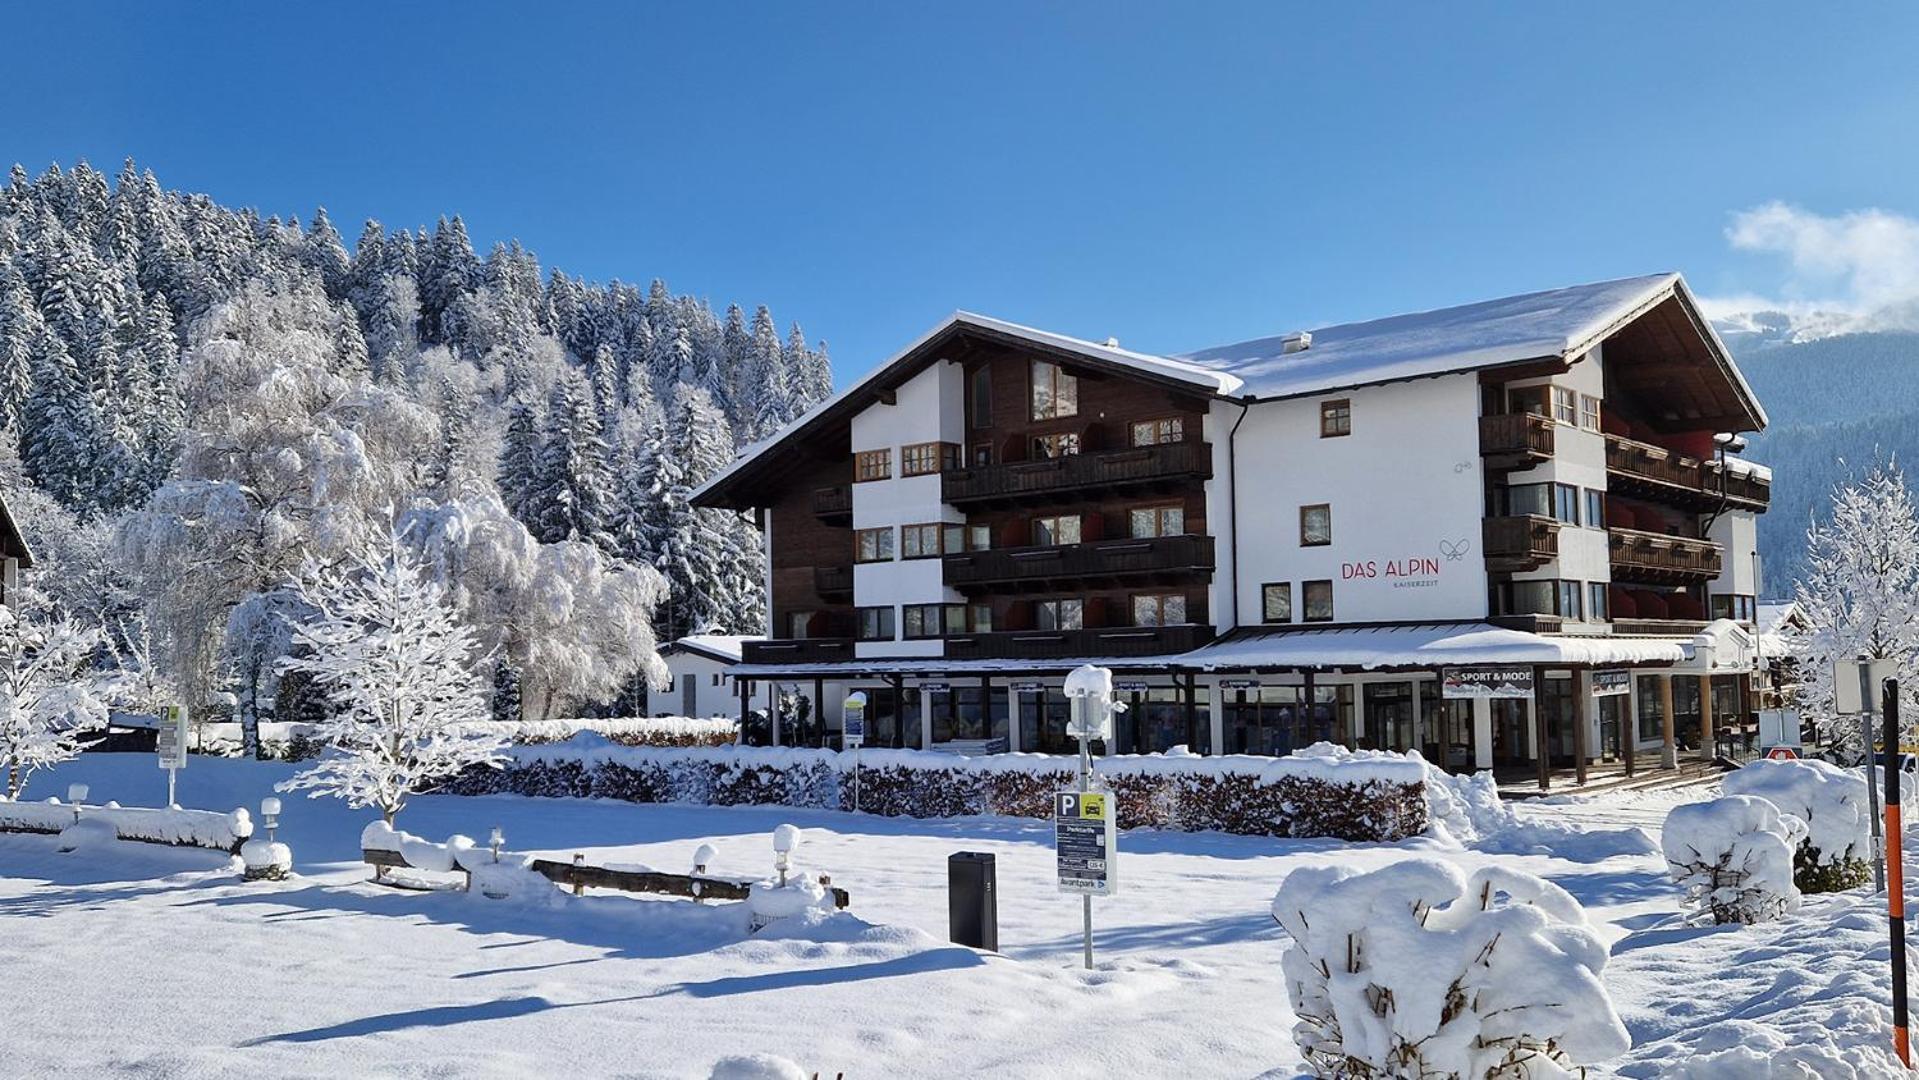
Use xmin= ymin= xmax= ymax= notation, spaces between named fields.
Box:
xmin=1482 ymin=514 xmax=1560 ymax=573
xmin=941 ymin=441 xmax=1211 ymax=507
xmin=741 ymin=637 xmax=858 ymax=665
xmin=1479 ymin=413 xmax=1554 ymax=470
xmin=812 ymin=485 xmax=852 ymax=521
xmin=943 ymin=534 xmax=1215 ymax=593
xmin=1609 ymin=526 xmax=1723 ymax=584
xmin=942 ymin=623 xmax=1215 ymax=660
xmin=1611 ymin=618 xmax=1711 ymax=636
xmin=814 ymin=565 xmax=853 ymax=599
xmin=1604 ymin=434 xmax=1770 ymax=512
xmin=1488 ymin=614 xmax=1565 ymax=634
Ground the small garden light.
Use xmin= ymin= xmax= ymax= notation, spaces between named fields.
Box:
xmin=67 ymin=783 xmax=88 ymax=822
xmin=772 ymin=825 xmax=801 ymax=887
xmin=260 ymin=797 xmax=281 ymax=842
xmin=693 ymin=843 xmax=717 ymax=876
xmin=489 ymin=826 xmax=504 ymax=863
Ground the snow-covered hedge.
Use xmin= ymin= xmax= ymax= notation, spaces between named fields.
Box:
xmin=1721 ymin=758 xmax=1874 ymax=893
xmin=1271 ymin=859 xmax=1630 ymax=1077
xmin=0 ymin=797 xmax=254 ymax=852
xmin=446 ymin=716 xmax=738 ymax=748
xmin=1662 ymin=795 xmax=1807 ymax=925
xmin=447 ymin=739 xmax=1429 ymax=841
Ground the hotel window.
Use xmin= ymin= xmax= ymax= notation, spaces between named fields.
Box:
xmin=901 ymin=441 xmax=957 ymax=477
xmin=1129 ymin=505 xmax=1185 ymax=539
xmin=1552 ymin=386 xmax=1578 ymax=425
xmin=970 ymin=366 xmax=992 ymax=429
xmin=785 ymin=610 xmax=815 ymax=638
xmin=971 ymin=442 xmax=993 ymax=466
xmin=856 ymin=606 xmax=895 ymax=641
xmin=1131 ymin=417 xmax=1184 ymax=446
xmin=855 ymin=448 xmax=891 ymax=482
xmin=1032 ymin=431 xmax=1081 ymax=458
xmin=1035 ymin=598 xmax=1084 ymax=631
xmin=855 ymin=526 xmax=894 ymax=563
xmin=1508 ymin=385 xmax=1549 ymax=416
xmin=901 ymin=523 xmax=944 ymax=559
xmin=1032 ymin=514 xmax=1082 ymax=546
xmin=1299 ymin=504 xmax=1332 ymax=546
xmin=1319 ymin=399 xmax=1351 ymax=438
xmin=1712 ymin=594 xmax=1758 ymax=622
xmin=1031 ymin=359 xmax=1080 ymax=420
xmin=1302 ymin=580 xmax=1334 ymax=622
xmin=903 ymin=603 xmax=962 ymax=640
xmin=1580 ymin=394 xmax=1602 ymax=431
xmin=968 ymin=603 xmax=994 ymax=633
xmin=1132 ymin=593 xmax=1187 ymax=627
xmin=942 ymin=523 xmax=991 ymax=553
xmin=1262 ymin=582 xmax=1292 ymax=623
xmin=1553 ymin=483 xmax=1581 ymax=526
xmin=1589 ymin=583 xmax=1611 ymax=622
xmin=1556 ymin=580 xmax=1585 ymax=620
xmin=1585 ymin=488 xmax=1605 ymax=529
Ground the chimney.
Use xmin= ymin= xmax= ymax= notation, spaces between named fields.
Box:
xmin=1281 ymin=330 xmax=1312 ymax=354
xmin=1103 ymin=336 xmax=1120 ymax=348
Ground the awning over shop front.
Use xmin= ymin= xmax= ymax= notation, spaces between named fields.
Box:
xmin=1181 ymin=623 xmax=1695 ymax=672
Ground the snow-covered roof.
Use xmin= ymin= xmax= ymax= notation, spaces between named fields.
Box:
xmin=1756 ymin=602 xmax=1800 ymax=637
xmin=664 ymin=634 xmax=764 ymax=664
xmin=1179 ymin=273 xmax=1687 ymax=400
xmin=1182 ymin=623 xmax=1692 ymax=671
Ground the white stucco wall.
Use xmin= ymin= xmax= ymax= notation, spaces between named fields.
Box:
xmin=1505 ymin=351 xmax=1612 ymax=624
xmin=1231 ymin=373 xmax=1488 ymax=624
xmin=1708 ymin=509 xmax=1761 ymax=600
xmin=1204 ymin=398 xmax=1243 ymax=632
xmin=662 ymin=651 xmax=739 ymax=720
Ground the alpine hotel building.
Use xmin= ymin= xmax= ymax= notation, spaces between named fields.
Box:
xmin=687 ymin=273 xmax=1772 ymax=785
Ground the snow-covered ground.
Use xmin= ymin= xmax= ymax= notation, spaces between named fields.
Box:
xmin=0 ymin=754 xmax=1910 ymax=1078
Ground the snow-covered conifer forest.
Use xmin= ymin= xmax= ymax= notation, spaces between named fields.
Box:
xmin=0 ymin=158 xmax=827 ymax=726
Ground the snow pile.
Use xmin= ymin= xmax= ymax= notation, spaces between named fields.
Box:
xmin=55 ymin=816 xmax=121 ymax=852
xmin=1420 ymin=763 xmax=1514 ymax=844
xmin=1662 ymin=795 xmax=1806 ymax=925
xmin=1722 ymin=757 xmax=1873 ymax=892
xmin=239 ymin=838 xmax=293 ymax=880
xmin=1609 ymin=892 xmax=1919 ymax=1078
xmin=746 ymin=874 xmax=835 ymax=929
xmin=447 ymin=715 xmax=738 ymax=748
xmin=0 ymin=798 xmax=253 ymax=851
xmin=708 ymin=1054 xmax=810 ymax=1080
xmin=359 ymin=820 xmax=475 ymax=872
xmin=1271 ymin=859 xmax=1629 ymax=1077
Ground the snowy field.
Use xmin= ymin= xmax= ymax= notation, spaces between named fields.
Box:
xmin=0 ymin=754 xmax=1911 ymax=1078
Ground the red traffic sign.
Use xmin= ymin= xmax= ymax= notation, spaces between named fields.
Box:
xmin=1763 ymin=746 xmax=1800 ymax=761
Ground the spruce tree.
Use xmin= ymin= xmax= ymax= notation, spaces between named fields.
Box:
xmin=497 ymin=396 xmax=542 ymax=528
xmin=527 ymin=368 xmax=614 ymax=548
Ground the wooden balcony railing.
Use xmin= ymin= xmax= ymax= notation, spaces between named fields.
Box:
xmin=741 ymin=637 xmax=858 ymax=665
xmin=1604 ymin=434 xmax=1770 ymax=511
xmin=941 ymin=441 xmax=1211 ymax=506
xmin=812 ymin=485 xmax=852 ymax=518
xmin=942 ymin=623 xmax=1215 ymax=660
xmin=1482 ymin=514 xmax=1560 ymax=573
xmin=1608 ymin=526 xmax=1723 ymax=583
xmin=1479 ymin=413 xmax=1554 ymax=468
xmin=943 ymin=534 xmax=1215 ymax=591
xmin=814 ymin=565 xmax=854 ymax=597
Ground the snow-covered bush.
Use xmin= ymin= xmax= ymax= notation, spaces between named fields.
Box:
xmin=447 ymin=715 xmax=737 ymax=748
xmin=0 ymin=798 xmax=253 ymax=852
xmin=240 ymin=838 xmax=293 ymax=881
xmin=446 ymin=740 xmax=1431 ymax=841
xmin=1271 ymin=859 xmax=1629 ymax=1077
xmin=1722 ymin=758 xmax=1873 ymax=892
xmin=1662 ymin=795 xmax=1807 ymax=925
xmin=0 ymin=585 xmax=111 ymax=799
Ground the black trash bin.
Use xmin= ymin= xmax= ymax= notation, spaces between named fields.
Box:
xmin=948 ymin=851 xmax=998 ymax=951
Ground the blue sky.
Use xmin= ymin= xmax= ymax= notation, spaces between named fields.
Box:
xmin=7 ymin=3 xmax=1918 ymax=377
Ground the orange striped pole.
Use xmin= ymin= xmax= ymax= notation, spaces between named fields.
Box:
xmin=1884 ymin=677 xmax=1910 ymax=1068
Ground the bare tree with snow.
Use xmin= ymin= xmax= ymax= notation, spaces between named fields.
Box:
xmin=0 ymin=581 xmax=110 ymax=799
xmin=275 ymin=526 xmax=507 ymax=824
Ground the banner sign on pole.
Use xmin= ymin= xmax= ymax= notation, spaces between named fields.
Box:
xmin=1442 ymin=666 xmax=1534 ymax=700
xmin=156 ymin=705 xmax=188 ymax=769
xmin=841 ymin=692 xmax=866 ymax=748
xmin=1054 ymin=791 xmax=1117 ymax=896
xmin=1592 ymin=670 xmax=1631 ymax=697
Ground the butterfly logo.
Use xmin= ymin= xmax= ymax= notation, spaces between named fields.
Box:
xmin=1438 ymin=538 xmax=1471 ymax=561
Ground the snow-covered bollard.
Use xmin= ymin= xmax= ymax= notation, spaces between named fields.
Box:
xmin=747 ymin=826 xmax=836 ymax=932
xmin=771 ymin=824 xmax=800 ymax=886
xmin=1271 ymin=859 xmax=1629 ymax=1078
xmin=1722 ymin=758 xmax=1873 ymax=893
xmin=1662 ymin=795 xmax=1807 ymax=925
xmin=240 ymin=837 xmax=293 ymax=881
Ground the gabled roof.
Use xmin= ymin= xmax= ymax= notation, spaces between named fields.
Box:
xmin=662 ymin=634 xmax=764 ymax=664
xmin=693 ymin=311 xmax=1239 ymax=509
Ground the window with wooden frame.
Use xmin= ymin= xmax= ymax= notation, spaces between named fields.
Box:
xmin=1551 ymin=386 xmax=1578 ymax=425
xmin=855 ymin=448 xmax=891 ymax=482
xmin=854 ymin=526 xmax=894 ymax=563
xmin=968 ymin=603 xmax=994 ymax=633
xmin=1302 ymin=580 xmax=1334 ymax=622
xmin=901 ymin=441 xmax=957 ymax=477
xmin=1319 ymin=399 xmax=1351 ymax=438
xmin=856 ymin=606 xmax=895 ymax=641
xmin=1034 ymin=598 xmax=1084 ymax=631
xmin=1261 ymin=582 xmax=1292 ymax=623
xmin=941 ymin=522 xmax=991 ymax=554
xmin=785 ymin=610 xmax=815 ymax=638
xmin=1508 ymin=385 xmax=1550 ymax=417
xmin=1030 ymin=359 xmax=1079 ymax=420
xmin=971 ymin=442 xmax=993 ymax=466
xmin=1131 ymin=417 xmax=1184 ymax=447
xmin=1131 ymin=592 xmax=1187 ymax=627
xmin=902 ymin=603 xmax=964 ymax=640
xmin=1031 ymin=431 xmax=1081 ymax=459
xmin=970 ymin=365 xmax=992 ymax=429
xmin=1556 ymin=580 xmax=1584 ymax=620
xmin=1031 ymin=514 xmax=1082 ymax=546
xmin=901 ymin=522 xmax=944 ymax=559
xmin=1588 ymin=582 xmax=1610 ymax=622
xmin=1128 ymin=504 xmax=1185 ymax=539
xmin=1579 ymin=394 xmax=1601 ymax=432
xmin=1299 ymin=504 xmax=1332 ymax=546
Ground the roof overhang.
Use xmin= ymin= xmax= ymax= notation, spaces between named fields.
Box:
xmin=0 ymin=489 xmax=34 ymax=569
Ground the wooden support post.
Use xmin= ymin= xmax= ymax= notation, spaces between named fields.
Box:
xmin=887 ymin=674 xmax=906 ymax=748
xmin=1183 ymin=674 xmax=1201 ymax=754
xmin=1698 ymin=674 xmax=1715 ymax=761
xmin=813 ymin=678 xmax=826 ymax=747
xmin=980 ymin=674 xmax=994 ymax=748
xmin=1660 ymin=674 xmax=1677 ymax=769
xmin=738 ymin=678 xmax=750 ymax=738
xmin=1622 ymin=679 xmax=1636 ymax=778
xmin=1533 ymin=667 xmax=1550 ymax=792
xmin=1572 ymin=670 xmax=1589 ymax=787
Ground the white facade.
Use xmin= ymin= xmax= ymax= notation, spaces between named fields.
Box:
xmin=661 ymin=650 xmax=742 ymax=720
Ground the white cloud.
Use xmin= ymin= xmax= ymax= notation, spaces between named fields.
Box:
xmin=1707 ymin=202 xmax=1919 ymax=338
